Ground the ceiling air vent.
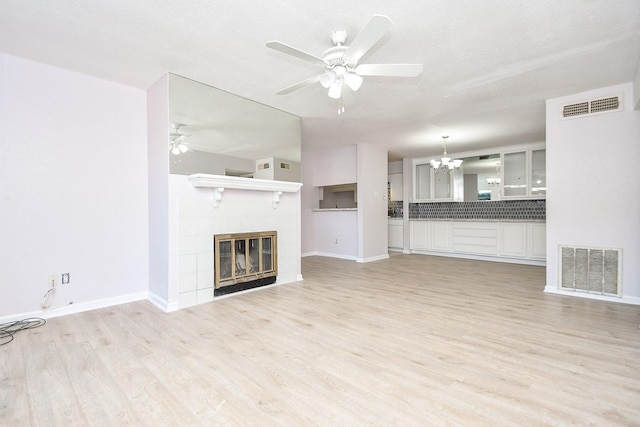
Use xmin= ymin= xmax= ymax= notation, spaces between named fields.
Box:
xmin=561 ymin=94 xmax=623 ymax=119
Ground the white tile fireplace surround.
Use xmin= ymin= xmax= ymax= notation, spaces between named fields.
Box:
xmin=169 ymin=174 xmax=303 ymax=309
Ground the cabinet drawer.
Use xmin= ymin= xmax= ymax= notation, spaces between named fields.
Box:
xmin=452 ymin=223 xmax=498 ymax=255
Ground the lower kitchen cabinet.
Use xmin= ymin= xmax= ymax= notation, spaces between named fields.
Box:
xmin=388 ymin=219 xmax=404 ymax=249
xmin=410 ymin=220 xmax=545 ymax=264
xmin=499 ymin=223 xmax=528 ymax=258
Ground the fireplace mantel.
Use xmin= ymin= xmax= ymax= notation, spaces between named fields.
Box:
xmin=188 ymin=173 xmax=303 ymax=208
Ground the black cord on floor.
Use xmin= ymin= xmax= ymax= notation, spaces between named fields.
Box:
xmin=0 ymin=318 xmax=46 ymax=346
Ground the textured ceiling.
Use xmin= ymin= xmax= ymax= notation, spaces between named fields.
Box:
xmin=1 ymin=0 xmax=639 ymax=160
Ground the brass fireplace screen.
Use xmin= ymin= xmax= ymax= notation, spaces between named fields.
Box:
xmin=214 ymin=231 xmax=277 ymax=295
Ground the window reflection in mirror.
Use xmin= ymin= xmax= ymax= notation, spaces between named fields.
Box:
xmin=461 ymin=154 xmax=501 ymax=201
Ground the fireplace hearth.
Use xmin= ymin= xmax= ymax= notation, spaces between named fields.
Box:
xmin=214 ymin=231 xmax=277 ymax=296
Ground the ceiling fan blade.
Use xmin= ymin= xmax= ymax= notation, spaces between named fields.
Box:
xmin=276 ymin=74 xmax=322 ymax=95
xmin=266 ymin=41 xmax=325 ymax=66
xmin=345 ymin=15 xmax=393 ymax=64
xmin=355 ymin=63 xmax=423 ymax=77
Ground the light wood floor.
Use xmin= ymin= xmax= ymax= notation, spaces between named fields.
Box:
xmin=2 ymin=255 xmax=639 ymax=426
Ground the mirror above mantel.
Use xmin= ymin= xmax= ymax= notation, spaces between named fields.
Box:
xmin=168 ymin=74 xmax=302 ymax=181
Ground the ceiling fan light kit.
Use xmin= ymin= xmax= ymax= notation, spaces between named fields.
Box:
xmin=266 ymin=14 xmax=423 ymax=103
xmin=169 ymin=124 xmax=190 ymax=155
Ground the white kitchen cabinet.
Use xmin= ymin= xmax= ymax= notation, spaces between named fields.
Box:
xmin=388 ymin=173 xmax=403 ymax=201
xmin=413 ymin=164 xmax=463 ymax=202
xmin=531 ymin=149 xmax=546 ymax=197
xmin=430 ymin=221 xmax=452 ymax=251
xmin=503 ymin=151 xmax=527 ymax=197
xmin=433 ymin=171 xmax=452 ymax=199
xmin=410 ymin=221 xmax=429 ymax=250
xmin=528 ymin=223 xmax=546 ymax=259
xmin=501 ymin=147 xmax=546 ymax=199
xmin=388 ymin=219 xmax=404 ymax=249
xmin=410 ymin=220 xmax=545 ymax=264
xmin=414 ymin=164 xmax=431 ymax=199
xmin=499 ymin=223 xmax=528 ymax=258
xmin=452 ymin=222 xmax=498 ymax=256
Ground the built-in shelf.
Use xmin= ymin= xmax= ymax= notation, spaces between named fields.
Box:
xmin=189 ymin=173 xmax=303 ymax=208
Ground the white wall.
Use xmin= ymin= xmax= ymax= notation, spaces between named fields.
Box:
xmin=300 ymin=149 xmax=317 ymax=255
xmin=147 ymin=75 xmax=171 ymax=308
xmin=357 ymin=143 xmax=389 ymax=262
xmin=545 ymin=82 xmax=640 ymax=303
xmin=311 ymin=210 xmax=358 ymax=259
xmin=308 ymin=145 xmax=358 ymax=186
xmin=0 ymin=54 xmax=149 ymax=320
xmin=301 ymin=146 xmax=358 ymax=257
xmin=301 ymin=144 xmax=388 ymax=262
xmin=634 ymin=56 xmax=640 ymax=109
xmin=402 ymin=157 xmax=413 ymax=253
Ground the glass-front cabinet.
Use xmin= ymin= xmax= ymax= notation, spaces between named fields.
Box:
xmin=414 ymin=144 xmax=545 ymax=202
xmin=415 ymin=164 xmax=431 ymax=199
xmin=434 ymin=170 xmax=452 ymax=199
xmin=503 ymin=151 xmax=527 ymax=197
xmin=502 ymin=148 xmax=546 ymax=199
xmin=413 ymin=164 xmax=462 ymax=201
xmin=530 ymin=149 xmax=546 ymax=197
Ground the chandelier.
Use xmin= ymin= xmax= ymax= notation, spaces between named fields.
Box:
xmin=430 ymin=136 xmax=463 ymax=172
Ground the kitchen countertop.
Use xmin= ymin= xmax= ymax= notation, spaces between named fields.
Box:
xmin=312 ymin=208 xmax=357 ymax=212
xmin=408 ymin=218 xmax=545 ymax=222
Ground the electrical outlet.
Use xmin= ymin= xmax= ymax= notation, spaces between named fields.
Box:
xmin=61 ymin=273 xmax=70 ymax=284
xmin=49 ymin=274 xmax=58 ymax=287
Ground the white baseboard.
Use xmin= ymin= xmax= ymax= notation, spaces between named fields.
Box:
xmin=544 ymin=286 xmax=640 ymax=306
xmin=148 ymin=292 xmax=180 ymax=312
xmin=410 ymin=249 xmax=546 ymax=266
xmin=357 ymin=254 xmax=390 ymax=263
xmin=0 ymin=292 xmax=149 ymax=323
xmin=301 ymin=251 xmax=358 ymax=261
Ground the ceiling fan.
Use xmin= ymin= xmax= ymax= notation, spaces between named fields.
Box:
xmin=266 ymin=15 xmax=423 ymax=100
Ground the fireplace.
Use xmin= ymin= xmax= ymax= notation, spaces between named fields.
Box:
xmin=214 ymin=231 xmax=278 ymax=296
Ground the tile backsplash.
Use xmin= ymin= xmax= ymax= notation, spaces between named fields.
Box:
xmin=388 ymin=201 xmax=403 ymax=218
xmin=409 ymin=199 xmax=545 ymax=221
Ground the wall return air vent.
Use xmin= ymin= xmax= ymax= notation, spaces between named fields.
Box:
xmin=559 ymin=245 xmax=622 ymax=296
xmin=561 ymin=94 xmax=623 ymax=119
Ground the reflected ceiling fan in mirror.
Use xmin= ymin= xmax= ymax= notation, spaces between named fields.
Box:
xmin=266 ymin=15 xmax=423 ymax=102
xmin=169 ymin=123 xmax=190 ymax=155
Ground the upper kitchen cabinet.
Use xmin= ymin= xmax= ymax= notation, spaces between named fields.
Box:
xmin=413 ymin=162 xmax=463 ymax=202
xmin=413 ymin=143 xmax=545 ymax=202
xmin=502 ymin=146 xmax=546 ymax=199
xmin=530 ymin=149 xmax=547 ymax=197
xmin=388 ymin=173 xmax=403 ymax=201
